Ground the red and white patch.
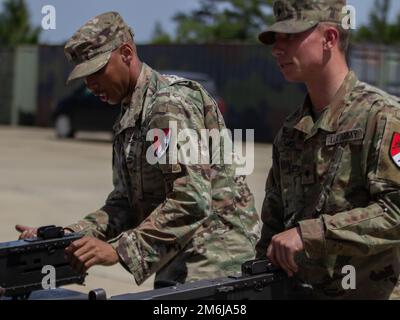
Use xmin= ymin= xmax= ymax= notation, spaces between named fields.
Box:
xmin=390 ymin=132 xmax=400 ymax=168
xmin=153 ymin=128 xmax=171 ymax=158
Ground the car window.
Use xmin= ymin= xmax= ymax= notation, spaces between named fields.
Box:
xmin=198 ymin=80 xmax=217 ymax=96
xmin=159 ymin=70 xmax=219 ymax=97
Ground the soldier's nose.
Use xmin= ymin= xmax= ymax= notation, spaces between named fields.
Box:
xmin=272 ymin=43 xmax=285 ymax=58
xmin=271 ymin=34 xmax=287 ymax=58
xmin=85 ymin=76 xmax=98 ymax=91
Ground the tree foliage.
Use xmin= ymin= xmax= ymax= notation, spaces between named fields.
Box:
xmin=151 ymin=0 xmax=274 ymax=44
xmin=353 ymin=0 xmax=400 ymax=45
xmin=0 ymin=0 xmax=41 ymax=46
xmin=150 ymin=21 xmax=172 ymax=44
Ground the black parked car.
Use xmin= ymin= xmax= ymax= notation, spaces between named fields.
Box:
xmin=53 ymin=71 xmax=226 ymax=138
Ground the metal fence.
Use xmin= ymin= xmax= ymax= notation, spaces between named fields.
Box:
xmin=350 ymin=44 xmax=400 ymax=96
xmin=1 ymin=43 xmax=400 ymax=142
xmin=36 ymin=44 xmax=306 ymax=142
xmin=0 ymin=48 xmax=15 ymax=124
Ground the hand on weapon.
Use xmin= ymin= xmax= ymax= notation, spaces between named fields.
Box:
xmin=267 ymin=227 xmax=304 ymax=277
xmin=65 ymin=237 xmax=119 ymax=274
xmin=1 ymin=226 xmax=86 ymax=299
xmin=16 ymin=224 xmax=73 ymax=240
xmin=15 ymin=225 xmax=38 ymax=239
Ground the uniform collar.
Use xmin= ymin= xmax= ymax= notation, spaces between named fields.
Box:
xmin=290 ymin=71 xmax=358 ymax=140
xmin=114 ymin=63 xmax=154 ymax=135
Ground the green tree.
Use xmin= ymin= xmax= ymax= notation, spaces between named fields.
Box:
xmin=354 ymin=0 xmax=400 ymax=44
xmin=0 ymin=0 xmax=41 ymax=46
xmin=173 ymin=0 xmax=274 ymax=44
xmin=150 ymin=21 xmax=172 ymax=44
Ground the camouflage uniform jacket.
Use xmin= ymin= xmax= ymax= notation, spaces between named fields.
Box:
xmin=256 ymin=71 xmax=400 ymax=299
xmin=67 ymin=63 xmax=260 ymax=285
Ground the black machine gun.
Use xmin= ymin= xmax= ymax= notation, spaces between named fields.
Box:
xmin=88 ymin=259 xmax=312 ymax=300
xmin=0 ymin=225 xmax=86 ymax=299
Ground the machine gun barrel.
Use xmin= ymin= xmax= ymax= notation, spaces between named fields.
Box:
xmin=89 ymin=259 xmax=293 ymax=300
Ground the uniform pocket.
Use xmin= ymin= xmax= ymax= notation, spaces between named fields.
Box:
xmin=124 ymin=132 xmax=144 ymax=200
xmin=279 ymin=150 xmax=305 ymax=227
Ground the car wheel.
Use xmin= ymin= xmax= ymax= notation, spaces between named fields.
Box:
xmin=55 ymin=114 xmax=75 ymax=138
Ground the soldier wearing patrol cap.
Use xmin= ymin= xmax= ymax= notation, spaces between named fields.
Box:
xmin=256 ymin=0 xmax=400 ymax=299
xmin=16 ymin=12 xmax=260 ymax=288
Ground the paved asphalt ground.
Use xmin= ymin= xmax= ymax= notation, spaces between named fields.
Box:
xmin=0 ymin=126 xmax=272 ymax=297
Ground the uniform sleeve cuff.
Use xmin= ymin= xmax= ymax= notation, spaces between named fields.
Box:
xmin=65 ymin=220 xmax=105 ymax=239
xmin=298 ymin=218 xmax=326 ymax=259
xmin=109 ymin=233 xmax=148 ymax=286
xmin=64 ymin=222 xmax=89 ymax=233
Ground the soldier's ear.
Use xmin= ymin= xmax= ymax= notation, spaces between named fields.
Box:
xmin=323 ymin=26 xmax=339 ymax=51
xmin=119 ymin=44 xmax=133 ymax=65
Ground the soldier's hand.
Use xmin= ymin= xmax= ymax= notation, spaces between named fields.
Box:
xmin=267 ymin=227 xmax=304 ymax=277
xmin=15 ymin=224 xmax=38 ymax=239
xmin=65 ymin=236 xmax=119 ymax=274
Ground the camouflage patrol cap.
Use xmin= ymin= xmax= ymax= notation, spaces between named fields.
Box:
xmin=64 ymin=12 xmax=134 ymax=83
xmin=259 ymin=0 xmax=347 ymax=45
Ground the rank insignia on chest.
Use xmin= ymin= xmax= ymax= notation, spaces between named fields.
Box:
xmin=153 ymin=128 xmax=172 ymax=158
xmin=390 ymin=132 xmax=400 ymax=168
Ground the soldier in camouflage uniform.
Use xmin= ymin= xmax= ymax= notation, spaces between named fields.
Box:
xmin=17 ymin=12 xmax=260 ymax=288
xmin=256 ymin=0 xmax=400 ymax=299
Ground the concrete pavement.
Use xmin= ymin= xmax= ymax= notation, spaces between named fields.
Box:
xmin=0 ymin=126 xmax=272 ymax=297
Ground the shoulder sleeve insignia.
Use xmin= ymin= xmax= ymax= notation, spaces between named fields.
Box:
xmin=153 ymin=128 xmax=171 ymax=159
xmin=390 ymin=132 xmax=400 ymax=168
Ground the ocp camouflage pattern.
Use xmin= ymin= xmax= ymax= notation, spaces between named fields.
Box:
xmin=64 ymin=11 xmax=133 ymax=65
xmin=256 ymin=71 xmax=400 ymax=299
xmin=67 ymin=63 xmax=260 ymax=286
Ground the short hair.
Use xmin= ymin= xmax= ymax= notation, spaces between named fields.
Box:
xmin=319 ymin=22 xmax=351 ymax=53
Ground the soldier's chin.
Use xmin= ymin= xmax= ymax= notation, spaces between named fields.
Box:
xmin=282 ymin=73 xmax=303 ymax=83
xmin=106 ymin=93 xmax=126 ymax=106
xmin=107 ymin=98 xmax=120 ymax=106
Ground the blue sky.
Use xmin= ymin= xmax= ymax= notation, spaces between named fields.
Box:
xmin=2 ymin=0 xmax=400 ymax=44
